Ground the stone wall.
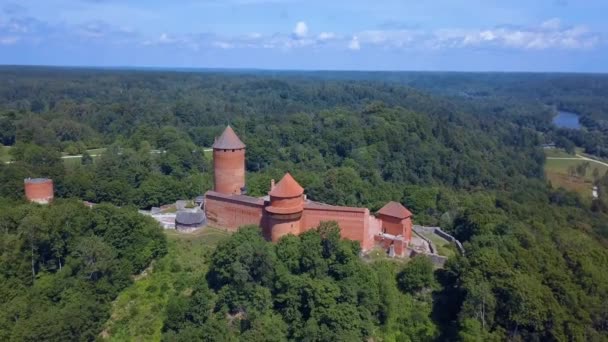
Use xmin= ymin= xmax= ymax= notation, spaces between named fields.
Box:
xmin=413 ymin=225 xmax=465 ymax=255
xmin=412 ymin=229 xmax=437 ymax=254
xmin=408 ymin=249 xmax=448 ymax=267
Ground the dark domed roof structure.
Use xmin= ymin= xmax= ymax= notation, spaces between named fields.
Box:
xmin=175 ymin=210 xmax=205 ymax=229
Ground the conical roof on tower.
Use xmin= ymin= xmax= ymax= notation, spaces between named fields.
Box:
xmin=269 ymin=173 xmax=304 ymax=198
xmin=377 ymin=201 xmax=413 ymax=219
xmin=213 ymin=126 xmax=246 ymax=149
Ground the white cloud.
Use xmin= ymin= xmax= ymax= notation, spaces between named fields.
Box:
xmin=0 ymin=35 xmax=18 ymax=44
xmin=357 ymin=29 xmax=421 ymax=48
xmin=293 ymin=21 xmax=308 ymax=38
xmin=77 ymin=22 xmax=107 ymax=38
xmin=348 ymin=36 xmax=360 ymax=50
xmin=430 ymin=19 xmax=599 ymax=50
xmin=0 ymin=11 xmax=600 ymax=54
xmin=155 ymin=19 xmax=600 ymax=52
xmin=158 ymin=33 xmax=172 ymax=43
xmin=213 ymin=41 xmax=234 ymax=49
xmin=541 ymin=18 xmax=561 ymax=30
xmin=318 ymin=32 xmax=335 ymax=41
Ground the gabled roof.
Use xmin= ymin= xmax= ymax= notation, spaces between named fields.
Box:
xmin=212 ymin=126 xmax=246 ymax=149
xmin=377 ymin=201 xmax=412 ymax=219
xmin=269 ymin=173 xmax=304 ymax=198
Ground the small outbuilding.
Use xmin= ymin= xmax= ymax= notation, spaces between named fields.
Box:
xmin=175 ymin=210 xmax=206 ymax=231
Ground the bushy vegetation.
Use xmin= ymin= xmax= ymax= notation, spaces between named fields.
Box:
xmin=163 ymin=224 xmax=438 ymax=341
xmin=102 ymin=228 xmax=229 ymax=341
xmin=0 ymin=199 xmax=167 ymax=341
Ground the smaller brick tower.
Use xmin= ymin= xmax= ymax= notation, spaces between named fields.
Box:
xmin=213 ymin=126 xmax=246 ymax=195
xmin=24 ymin=178 xmax=54 ymax=204
xmin=265 ymin=173 xmax=305 ymax=242
xmin=377 ymin=201 xmax=413 ymax=241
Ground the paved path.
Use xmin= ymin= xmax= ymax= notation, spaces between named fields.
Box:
xmin=61 ymin=154 xmax=101 ymax=159
xmin=576 ymin=154 xmax=608 ymax=167
xmin=546 ymin=154 xmax=608 ymax=168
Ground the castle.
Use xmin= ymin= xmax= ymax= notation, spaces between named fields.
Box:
xmin=204 ymin=126 xmax=414 ymax=255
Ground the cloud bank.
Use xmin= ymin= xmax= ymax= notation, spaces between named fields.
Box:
xmin=0 ymin=6 xmax=602 ymax=53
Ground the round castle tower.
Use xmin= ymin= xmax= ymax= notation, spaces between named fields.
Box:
xmin=213 ymin=126 xmax=246 ymax=195
xmin=265 ymin=173 xmax=304 ymax=242
xmin=24 ymin=178 xmax=54 ymax=204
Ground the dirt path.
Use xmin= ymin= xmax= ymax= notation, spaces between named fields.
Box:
xmin=546 ymin=154 xmax=608 ymax=168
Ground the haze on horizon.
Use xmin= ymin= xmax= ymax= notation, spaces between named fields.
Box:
xmin=0 ymin=0 xmax=606 ymax=72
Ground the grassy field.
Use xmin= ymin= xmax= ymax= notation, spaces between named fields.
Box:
xmin=3 ymin=147 xmax=210 ymax=165
xmin=61 ymin=147 xmax=107 ymax=157
xmin=543 ymin=148 xmax=575 ymax=158
xmin=545 ymin=158 xmax=607 ymax=181
xmin=544 ymin=149 xmax=607 ymax=197
xmin=203 ymin=148 xmax=212 ymax=159
xmin=101 ymin=227 xmax=230 ymax=342
xmin=62 ymin=148 xmax=107 ymax=167
xmin=0 ymin=145 xmax=11 ymax=163
xmin=2 ymin=147 xmax=108 ymax=165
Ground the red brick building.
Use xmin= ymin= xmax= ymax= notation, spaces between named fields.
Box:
xmin=204 ymin=126 xmax=413 ymax=254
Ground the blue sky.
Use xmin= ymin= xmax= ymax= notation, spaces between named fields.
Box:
xmin=0 ymin=0 xmax=606 ymax=71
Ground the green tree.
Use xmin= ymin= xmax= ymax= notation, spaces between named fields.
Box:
xmin=81 ymin=151 xmax=93 ymax=165
xmin=398 ymin=256 xmax=436 ymax=293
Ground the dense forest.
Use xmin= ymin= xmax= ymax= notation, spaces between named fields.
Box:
xmin=1 ymin=67 xmax=608 ymax=341
xmin=0 ymin=199 xmax=167 ymax=340
xmin=163 ymin=224 xmax=438 ymax=341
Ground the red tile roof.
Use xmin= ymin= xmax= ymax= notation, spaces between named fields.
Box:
xmin=212 ymin=126 xmax=246 ymax=149
xmin=269 ymin=173 xmax=304 ymax=198
xmin=377 ymin=201 xmax=412 ymax=219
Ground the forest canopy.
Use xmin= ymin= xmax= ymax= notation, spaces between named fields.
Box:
xmin=0 ymin=199 xmax=167 ymax=341
xmin=0 ymin=67 xmax=607 ymax=341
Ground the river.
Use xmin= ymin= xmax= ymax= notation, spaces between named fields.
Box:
xmin=553 ymin=110 xmax=581 ymax=129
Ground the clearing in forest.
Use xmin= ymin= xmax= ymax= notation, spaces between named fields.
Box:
xmin=101 ymin=227 xmax=230 ymax=342
xmin=544 ymin=149 xmax=608 ymax=197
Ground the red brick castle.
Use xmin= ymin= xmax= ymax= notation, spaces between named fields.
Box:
xmin=204 ymin=126 xmax=413 ymax=255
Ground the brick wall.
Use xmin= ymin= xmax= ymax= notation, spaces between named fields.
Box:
xmin=204 ymin=192 xmax=412 ymax=254
xmin=205 ymin=191 xmax=264 ymax=231
xmin=302 ymin=203 xmax=373 ymax=250
xmin=378 ymin=215 xmax=413 ymax=242
xmin=374 ymin=235 xmax=407 ymax=256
